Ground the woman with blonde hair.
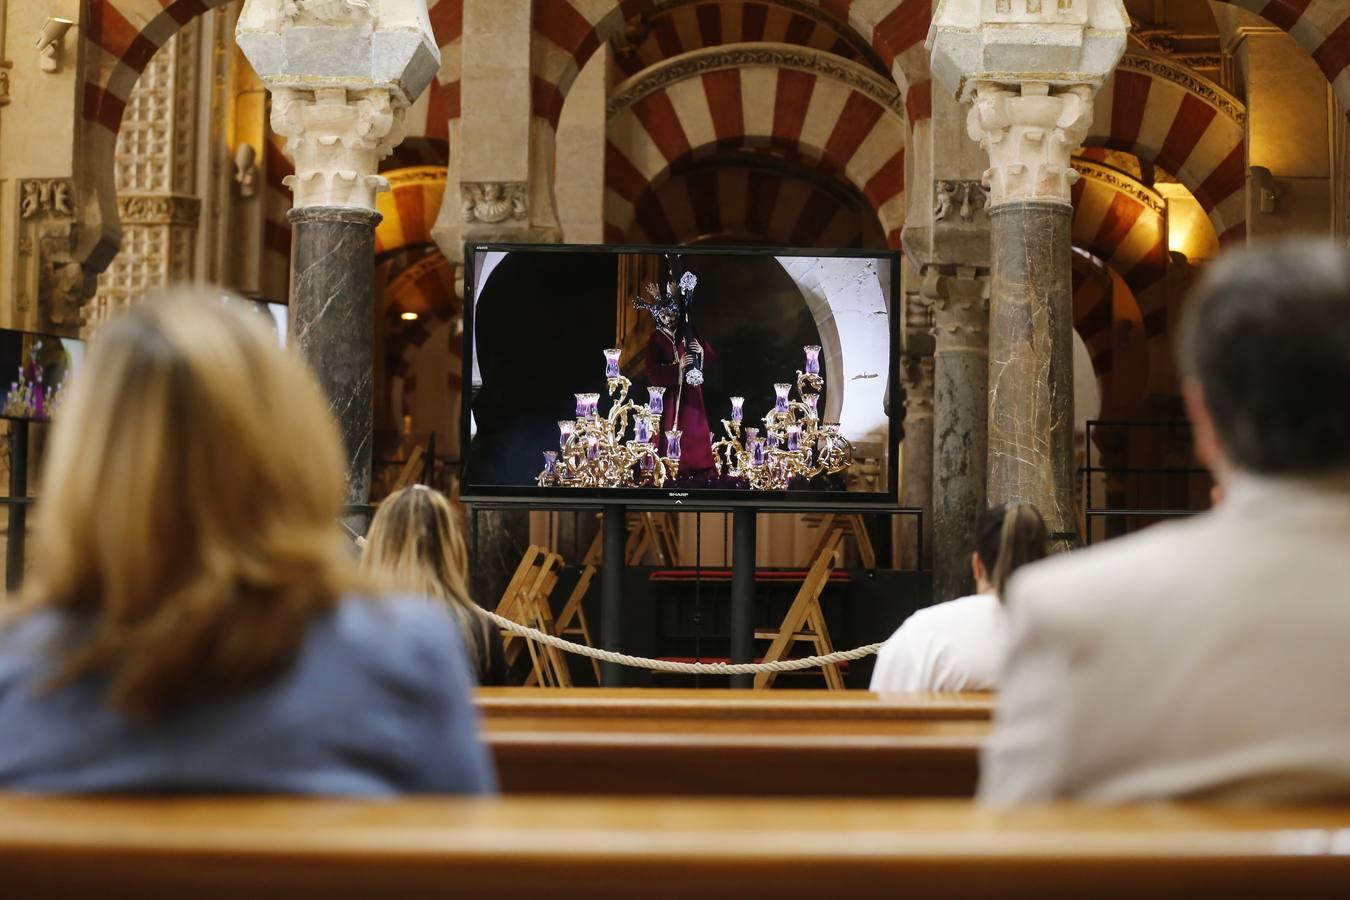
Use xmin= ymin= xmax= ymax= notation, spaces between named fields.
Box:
xmin=0 ymin=293 xmax=495 ymax=795
xmin=362 ymin=486 xmax=507 ymax=685
xmin=870 ymin=503 xmax=1049 ymax=693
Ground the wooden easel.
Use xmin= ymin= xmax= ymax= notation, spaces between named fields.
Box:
xmin=753 ymin=531 xmax=846 ymax=691
xmin=805 ymin=513 xmax=877 ymax=569
xmin=495 ymin=546 xmax=572 ymax=687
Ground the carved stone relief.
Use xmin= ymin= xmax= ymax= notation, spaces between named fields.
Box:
xmin=461 ymin=182 xmax=528 ymax=224
xmin=934 ymin=180 xmax=991 ymax=224
xmin=14 ymin=178 xmax=89 ymax=330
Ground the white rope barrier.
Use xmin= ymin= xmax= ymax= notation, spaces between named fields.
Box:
xmin=471 ymin=605 xmax=882 ymax=675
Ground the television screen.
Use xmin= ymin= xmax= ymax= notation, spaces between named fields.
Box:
xmin=461 ymin=245 xmax=900 ymax=510
xmin=0 ymin=328 xmax=84 ymax=423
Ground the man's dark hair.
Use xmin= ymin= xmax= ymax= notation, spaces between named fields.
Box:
xmin=1178 ymin=239 xmax=1350 ymax=475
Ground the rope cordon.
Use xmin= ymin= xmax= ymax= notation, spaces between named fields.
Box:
xmin=471 ymin=605 xmax=882 ymax=675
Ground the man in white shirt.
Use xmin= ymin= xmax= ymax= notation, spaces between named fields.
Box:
xmin=980 ymin=239 xmax=1350 ymax=806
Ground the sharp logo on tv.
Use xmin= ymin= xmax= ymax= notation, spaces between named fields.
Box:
xmin=460 ymin=244 xmax=901 ymax=511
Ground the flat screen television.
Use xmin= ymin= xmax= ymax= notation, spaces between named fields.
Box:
xmin=461 ymin=244 xmax=900 ymax=510
xmin=0 ymin=328 xmax=84 ymax=423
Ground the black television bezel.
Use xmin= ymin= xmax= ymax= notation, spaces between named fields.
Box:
xmin=0 ymin=326 xmax=84 ymax=425
xmin=459 ymin=242 xmax=902 ymax=512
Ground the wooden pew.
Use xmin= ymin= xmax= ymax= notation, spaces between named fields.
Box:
xmin=5 ymin=795 xmax=1350 ymax=899
xmin=476 ymin=687 xmax=995 ymax=723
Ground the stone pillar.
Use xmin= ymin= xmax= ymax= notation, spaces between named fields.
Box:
xmin=898 ymin=347 xmax=934 ymax=568
xmin=236 ymin=0 xmax=438 ymax=505
xmin=929 ymin=267 xmax=990 ymax=601
xmin=930 ymin=0 xmax=1128 ymax=547
xmin=969 ymin=84 xmax=1091 ymax=543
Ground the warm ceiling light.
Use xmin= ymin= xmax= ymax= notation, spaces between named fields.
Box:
xmin=400 ymin=312 xmax=419 ymax=321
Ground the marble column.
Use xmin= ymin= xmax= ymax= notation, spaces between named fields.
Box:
xmin=968 ymin=84 xmax=1093 ymax=543
xmin=930 ymin=267 xmax=990 ymax=601
xmin=236 ymin=1 xmax=438 ymax=506
xmin=289 ymin=206 xmax=380 ymax=504
xmin=928 ymin=0 xmax=1128 ymax=548
xmin=898 ymin=351 xmax=934 ymax=569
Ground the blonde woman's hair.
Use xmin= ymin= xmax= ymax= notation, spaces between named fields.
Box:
xmin=360 ymin=486 xmax=494 ymax=681
xmin=16 ymin=291 xmax=356 ymax=719
xmin=975 ymin=502 xmax=1049 ymax=599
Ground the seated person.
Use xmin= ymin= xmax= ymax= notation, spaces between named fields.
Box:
xmin=870 ymin=503 xmax=1047 ymax=692
xmin=0 ymin=293 xmax=496 ymax=795
xmin=981 ymin=239 xmax=1350 ymax=806
xmin=362 ymin=485 xmax=508 ymax=686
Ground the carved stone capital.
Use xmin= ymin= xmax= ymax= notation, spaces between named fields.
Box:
xmin=934 ymin=180 xmax=991 ymax=225
xmin=927 ymin=266 xmax=992 ymax=354
xmin=966 ymin=82 xmax=1096 ymax=206
xmin=901 ymin=354 xmax=936 ymax=422
xmin=461 ymin=182 xmax=528 ymax=225
xmin=270 ymin=86 xmax=406 ymax=209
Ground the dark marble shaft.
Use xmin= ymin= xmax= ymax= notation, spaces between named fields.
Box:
xmin=987 ymin=203 xmax=1076 ymax=543
xmin=288 ymin=206 xmax=381 ymax=505
xmin=934 ymin=334 xmax=988 ymax=603
xmin=898 ymin=356 xmax=934 ymax=571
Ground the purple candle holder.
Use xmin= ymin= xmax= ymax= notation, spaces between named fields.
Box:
xmin=750 ymin=438 xmax=766 ymax=467
xmin=804 ymin=345 xmax=821 ymax=375
xmin=803 ymin=393 xmax=819 ymax=417
xmin=543 ymin=450 xmax=558 ymax=474
xmin=665 ymin=429 xmax=682 ymax=461
xmin=767 ymin=431 xmax=781 ymax=450
xmin=604 ymin=348 xmax=622 ymax=379
xmin=641 ymin=453 xmax=655 ymax=473
xmin=786 ymin=424 xmax=802 ymax=452
xmin=743 ymin=427 xmax=760 ymax=445
xmin=635 ymin=415 xmax=651 ymax=444
xmin=648 ymin=386 xmax=665 ymax=415
xmin=730 ymin=396 xmax=744 ymax=423
xmin=586 ymin=434 xmax=600 ymax=460
xmin=774 ymin=383 xmax=791 ymax=413
xmin=575 ymin=393 xmax=589 ymax=417
xmin=558 ymin=419 xmax=576 ymax=449
xmin=581 ymin=392 xmax=600 ymax=418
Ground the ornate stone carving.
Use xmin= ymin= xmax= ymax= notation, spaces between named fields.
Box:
xmin=1117 ymin=53 xmax=1245 ymax=126
xmin=0 ymin=63 xmax=12 ymax=107
xmin=283 ymin=0 xmax=371 ymax=23
xmin=116 ymin=194 xmax=203 ymax=225
xmin=967 ymin=83 xmax=1096 ymax=206
xmin=607 ymin=43 xmax=904 ymax=119
xmin=461 ymin=182 xmax=528 ymax=224
xmin=20 ymin=179 xmax=74 ymax=219
xmin=934 ymin=180 xmax=991 ymax=223
xmin=270 ymin=86 xmax=406 ymax=209
xmin=927 ymin=267 xmax=991 ymax=354
xmin=901 ymin=354 xmax=935 ymax=421
xmin=1071 ymin=158 xmax=1166 ymax=215
xmin=14 ymin=178 xmax=89 ymax=328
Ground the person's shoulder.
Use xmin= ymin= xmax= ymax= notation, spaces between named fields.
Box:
xmin=327 ymin=594 xmax=467 ymax=675
xmin=905 ymin=594 xmax=998 ymax=629
xmin=1007 ymin=515 xmax=1211 ymax=628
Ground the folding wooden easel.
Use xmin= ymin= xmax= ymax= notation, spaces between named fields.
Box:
xmin=805 ymin=513 xmax=877 ymax=569
xmin=494 ymin=545 xmax=572 ymax=687
xmin=753 ymin=531 xmax=846 ymax=691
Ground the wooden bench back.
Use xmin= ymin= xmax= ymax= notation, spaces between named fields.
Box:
xmin=5 ymin=796 xmax=1350 ymax=899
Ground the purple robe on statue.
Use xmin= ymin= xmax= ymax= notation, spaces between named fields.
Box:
xmin=645 ymin=329 xmax=717 ymax=477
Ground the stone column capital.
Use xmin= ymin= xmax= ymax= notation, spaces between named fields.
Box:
xmin=901 ymin=354 xmax=936 ymax=422
xmin=925 ymin=265 xmax=992 ymax=353
xmin=966 ymin=81 xmax=1096 ymax=206
xmin=270 ymin=86 xmax=407 ymax=209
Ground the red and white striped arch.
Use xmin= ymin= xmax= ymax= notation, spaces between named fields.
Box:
xmin=621 ymin=156 xmax=889 ymax=246
xmin=1088 ymin=55 xmax=1248 ymax=245
xmin=1213 ymin=0 xmax=1350 ymax=114
xmin=1070 ymin=160 xmax=1169 ymax=313
xmin=612 ymin=0 xmax=888 ymax=79
xmin=534 ymin=1 xmax=932 ymax=131
xmin=605 ymin=51 xmax=907 ymax=245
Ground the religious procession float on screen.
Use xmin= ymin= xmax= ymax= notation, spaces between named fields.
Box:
xmin=460 ymin=245 xmax=900 ymax=511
